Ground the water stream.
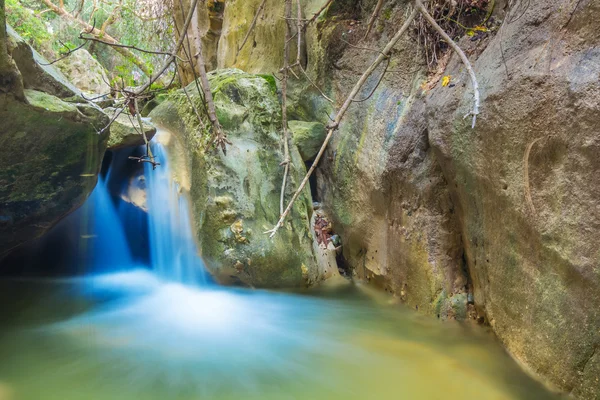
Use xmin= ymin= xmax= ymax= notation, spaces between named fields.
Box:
xmin=0 ymin=136 xmax=560 ymax=400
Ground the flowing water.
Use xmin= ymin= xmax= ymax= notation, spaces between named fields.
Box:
xmin=0 ymin=136 xmax=560 ymax=400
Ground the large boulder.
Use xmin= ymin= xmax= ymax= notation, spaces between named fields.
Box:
xmin=314 ymin=8 xmax=467 ymax=319
xmin=150 ymin=68 xmax=318 ymax=287
xmin=0 ymin=89 xmax=109 ymax=257
xmin=7 ymin=25 xmax=79 ymax=99
xmin=0 ymin=24 xmax=109 ymax=258
xmin=55 ymin=48 xmax=111 ymax=95
xmin=426 ymin=1 xmax=600 ymax=397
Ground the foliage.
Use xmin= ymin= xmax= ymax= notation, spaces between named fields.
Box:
xmin=5 ymin=0 xmax=54 ymax=58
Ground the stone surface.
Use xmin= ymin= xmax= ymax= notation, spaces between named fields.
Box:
xmin=425 ymin=1 xmax=600 ymax=396
xmin=7 ymin=25 xmax=79 ymax=99
xmin=107 ymin=110 xmax=157 ymax=150
xmin=0 ymin=24 xmax=109 ymax=258
xmin=150 ymin=68 xmax=319 ymax=287
xmin=55 ymin=48 xmax=111 ymax=94
xmin=0 ymin=89 xmax=109 ymax=257
xmin=289 ymin=120 xmax=326 ymax=161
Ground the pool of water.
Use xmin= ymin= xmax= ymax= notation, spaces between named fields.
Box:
xmin=0 ymin=270 xmax=559 ymax=400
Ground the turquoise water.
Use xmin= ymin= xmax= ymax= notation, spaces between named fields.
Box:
xmin=0 ymin=271 xmax=559 ymax=400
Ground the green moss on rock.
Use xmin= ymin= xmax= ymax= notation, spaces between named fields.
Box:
xmin=150 ymin=68 xmax=317 ymax=288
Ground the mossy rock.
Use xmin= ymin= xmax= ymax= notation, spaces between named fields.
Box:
xmin=289 ymin=120 xmax=327 ymax=161
xmin=150 ymin=68 xmax=318 ymax=288
xmin=0 ymin=90 xmax=109 ymax=256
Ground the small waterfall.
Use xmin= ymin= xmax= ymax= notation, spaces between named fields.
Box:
xmin=144 ymin=134 xmax=207 ymax=285
xmin=79 ymin=175 xmax=134 ymax=272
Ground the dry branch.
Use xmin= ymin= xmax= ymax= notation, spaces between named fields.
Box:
xmin=191 ymin=6 xmax=229 ymax=155
xmin=236 ymin=0 xmax=267 ymax=60
xmin=414 ymin=0 xmax=480 ymax=128
xmin=266 ymin=7 xmax=418 ymax=237
xmin=279 ymin=0 xmax=293 ymax=215
xmin=363 ymin=0 xmax=385 ymax=40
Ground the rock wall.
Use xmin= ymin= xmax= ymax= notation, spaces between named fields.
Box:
xmin=426 ymin=2 xmax=600 ymax=396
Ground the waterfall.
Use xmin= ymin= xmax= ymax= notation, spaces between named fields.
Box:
xmin=79 ymin=175 xmax=134 ymax=272
xmin=143 ymin=134 xmax=207 ymax=285
xmin=75 ymin=131 xmax=207 ymax=285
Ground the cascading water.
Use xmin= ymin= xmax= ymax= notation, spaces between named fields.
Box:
xmin=143 ymin=134 xmax=207 ymax=284
xmin=76 ymin=175 xmax=134 ymax=273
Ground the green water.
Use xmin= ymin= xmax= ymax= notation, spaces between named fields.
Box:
xmin=0 ymin=271 xmax=559 ymax=400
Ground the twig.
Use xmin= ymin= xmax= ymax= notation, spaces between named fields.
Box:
xmin=415 ymin=0 xmax=480 ymax=128
xmin=279 ymin=0 xmax=293 ymax=215
xmin=236 ymin=0 xmax=267 ymax=60
xmin=97 ymin=0 xmax=200 ymax=135
xmin=39 ymin=40 xmax=87 ymax=65
xmin=363 ymin=0 xmax=385 ymax=40
xmin=304 ymin=0 xmax=334 ymax=27
xmin=266 ymin=7 xmax=418 ymax=237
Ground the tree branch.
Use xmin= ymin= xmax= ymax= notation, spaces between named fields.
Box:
xmin=415 ymin=0 xmax=480 ymax=128
xmin=266 ymin=7 xmax=418 ymax=237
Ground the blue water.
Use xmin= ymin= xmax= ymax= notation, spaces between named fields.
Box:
xmin=77 ymin=175 xmax=134 ymax=272
xmin=144 ymin=138 xmax=206 ymax=284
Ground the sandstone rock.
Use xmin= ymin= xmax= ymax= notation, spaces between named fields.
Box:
xmin=289 ymin=120 xmax=327 ymax=161
xmin=150 ymin=68 xmax=318 ymax=288
xmin=425 ymin=1 xmax=600 ymax=396
xmin=55 ymin=49 xmax=111 ymax=95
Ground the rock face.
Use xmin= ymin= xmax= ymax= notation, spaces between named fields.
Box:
xmin=150 ymin=69 xmax=318 ymax=287
xmin=55 ymin=49 xmax=111 ymax=94
xmin=0 ymin=23 xmax=109 ymax=258
xmin=289 ymin=120 xmax=326 ymax=161
xmin=425 ymin=2 xmax=600 ymax=396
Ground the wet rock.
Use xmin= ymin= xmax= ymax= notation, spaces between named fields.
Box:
xmin=150 ymin=68 xmax=317 ymax=288
xmin=289 ymin=120 xmax=327 ymax=161
xmin=0 ymin=89 xmax=109 ymax=256
xmin=0 ymin=26 xmax=109 ymax=258
xmin=426 ymin=1 xmax=600 ymax=395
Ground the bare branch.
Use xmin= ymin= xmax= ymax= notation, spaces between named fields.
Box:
xmin=236 ymin=0 xmax=267 ymax=60
xmin=266 ymin=7 xmax=419 ymax=237
xmin=415 ymin=0 xmax=480 ymax=128
xmin=363 ymin=0 xmax=385 ymax=40
xmin=279 ymin=0 xmax=293 ymax=215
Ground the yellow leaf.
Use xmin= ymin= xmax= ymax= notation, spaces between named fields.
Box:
xmin=474 ymin=25 xmax=488 ymax=32
xmin=442 ymin=75 xmax=451 ymax=87
xmin=466 ymin=30 xmax=475 ymax=36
